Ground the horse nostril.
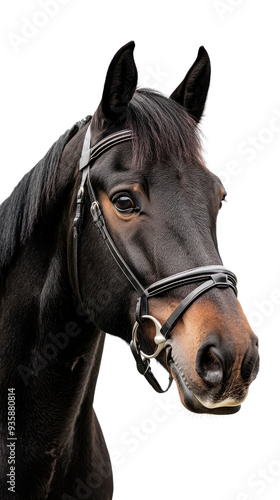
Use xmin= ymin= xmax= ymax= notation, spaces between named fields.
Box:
xmin=196 ymin=335 xmax=234 ymax=386
xmin=196 ymin=341 xmax=223 ymax=385
xmin=241 ymin=341 xmax=260 ymax=382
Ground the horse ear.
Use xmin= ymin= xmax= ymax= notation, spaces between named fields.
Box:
xmin=170 ymin=46 xmax=211 ymax=123
xmin=100 ymin=41 xmax=138 ymax=123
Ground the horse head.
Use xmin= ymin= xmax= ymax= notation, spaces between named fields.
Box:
xmin=72 ymin=41 xmax=259 ymax=415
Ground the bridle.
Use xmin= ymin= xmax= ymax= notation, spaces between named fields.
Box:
xmin=72 ymin=125 xmax=238 ymax=393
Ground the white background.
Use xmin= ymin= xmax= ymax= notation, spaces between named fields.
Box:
xmin=1 ymin=1 xmax=280 ymax=499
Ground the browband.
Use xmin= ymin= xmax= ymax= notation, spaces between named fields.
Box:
xmin=79 ymin=128 xmax=133 ymax=171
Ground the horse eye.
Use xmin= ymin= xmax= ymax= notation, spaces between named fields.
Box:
xmin=113 ymin=194 xmax=136 ymax=213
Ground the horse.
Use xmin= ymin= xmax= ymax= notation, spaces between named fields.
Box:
xmin=0 ymin=41 xmax=259 ymax=499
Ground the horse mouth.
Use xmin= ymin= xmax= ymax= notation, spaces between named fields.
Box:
xmin=168 ymin=353 xmax=241 ymax=415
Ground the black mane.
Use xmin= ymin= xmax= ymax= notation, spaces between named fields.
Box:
xmin=0 ymin=116 xmax=91 ymax=270
xmin=126 ymin=89 xmax=202 ymax=167
xmin=0 ymin=91 xmax=202 ymax=272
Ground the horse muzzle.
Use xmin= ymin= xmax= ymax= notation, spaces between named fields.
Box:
xmin=130 ymin=270 xmax=259 ymax=414
xmin=167 ymin=348 xmax=242 ymax=415
xmin=165 ymin=312 xmax=259 ymax=414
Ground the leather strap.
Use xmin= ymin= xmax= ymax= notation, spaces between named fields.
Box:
xmin=72 ymin=126 xmax=147 ymax=305
xmin=145 ymin=265 xmax=237 ymax=297
xmin=134 ymin=265 xmax=237 ymax=324
xmin=79 ymin=128 xmax=133 ymax=170
xmin=72 ymin=126 xmax=92 ymax=305
xmin=130 ymin=340 xmax=173 ymax=393
xmin=160 ymin=272 xmax=236 ymax=338
xmin=86 ymin=175 xmax=147 ymax=298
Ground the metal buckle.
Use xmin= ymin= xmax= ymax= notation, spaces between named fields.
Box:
xmin=90 ymin=201 xmax=102 ymax=222
xmin=77 ymin=186 xmax=84 ymax=202
xmin=132 ymin=315 xmax=167 ymax=360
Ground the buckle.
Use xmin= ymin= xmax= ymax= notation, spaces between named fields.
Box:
xmin=77 ymin=186 xmax=84 ymax=202
xmin=90 ymin=201 xmax=107 ymax=240
xmin=90 ymin=201 xmax=102 ymax=223
xmin=130 ymin=319 xmax=173 ymax=393
xmin=131 ymin=315 xmax=167 ymax=360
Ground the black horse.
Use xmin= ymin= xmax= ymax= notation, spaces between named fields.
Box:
xmin=0 ymin=42 xmax=259 ymax=499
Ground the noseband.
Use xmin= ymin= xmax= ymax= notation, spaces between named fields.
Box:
xmin=72 ymin=125 xmax=238 ymax=393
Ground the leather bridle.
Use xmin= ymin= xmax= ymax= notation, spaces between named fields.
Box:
xmin=72 ymin=125 xmax=238 ymax=393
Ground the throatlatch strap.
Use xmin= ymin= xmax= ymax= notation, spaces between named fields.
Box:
xmin=72 ymin=126 xmax=92 ymax=305
xmin=79 ymin=126 xmax=91 ymax=169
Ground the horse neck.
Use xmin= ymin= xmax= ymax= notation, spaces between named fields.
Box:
xmin=0 ymin=133 xmax=107 ymax=494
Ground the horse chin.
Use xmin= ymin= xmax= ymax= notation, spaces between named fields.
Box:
xmin=169 ymin=357 xmax=241 ymax=415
